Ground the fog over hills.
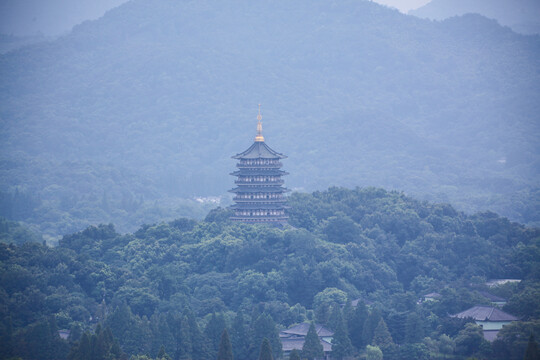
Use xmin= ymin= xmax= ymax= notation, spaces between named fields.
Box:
xmin=409 ymin=0 xmax=540 ymax=35
xmin=0 ymin=0 xmax=539 ymax=236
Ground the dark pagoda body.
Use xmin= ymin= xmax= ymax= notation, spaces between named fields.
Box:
xmin=229 ymin=109 xmax=289 ymax=224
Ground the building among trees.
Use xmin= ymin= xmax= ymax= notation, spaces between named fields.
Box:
xmin=451 ymin=305 xmax=518 ymax=342
xmin=279 ymin=322 xmax=333 ymax=359
xmin=229 ymin=107 xmax=289 ymax=224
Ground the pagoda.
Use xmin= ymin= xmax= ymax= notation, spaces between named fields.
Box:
xmin=229 ymin=107 xmax=289 ymax=224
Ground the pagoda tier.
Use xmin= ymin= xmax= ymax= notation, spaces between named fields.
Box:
xmin=229 ymin=108 xmax=289 ymax=224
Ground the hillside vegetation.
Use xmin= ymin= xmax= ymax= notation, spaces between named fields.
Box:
xmin=410 ymin=0 xmax=540 ymax=35
xmin=0 ymin=0 xmax=539 ymax=238
xmin=0 ymin=187 xmax=539 ymax=359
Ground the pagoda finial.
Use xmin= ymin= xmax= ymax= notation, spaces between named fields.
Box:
xmin=255 ymin=104 xmax=264 ymax=142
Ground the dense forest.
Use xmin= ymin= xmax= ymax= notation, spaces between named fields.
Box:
xmin=1 ymin=187 xmax=539 ymax=359
xmin=0 ymin=0 xmax=539 ymax=240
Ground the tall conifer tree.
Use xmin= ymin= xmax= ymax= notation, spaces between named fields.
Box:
xmin=230 ymin=312 xmax=249 ymax=360
xmin=372 ymin=318 xmax=393 ymax=350
xmin=331 ymin=307 xmax=353 ymax=360
xmin=217 ymin=329 xmax=233 ymax=360
xmin=205 ymin=313 xmax=226 ymax=358
xmin=176 ymin=315 xmax=192 ymax=360
xmin=250 ymin=314 xmax=281 ymax=360
xmin=362 ymin=308 xmax=382 ymax=346
xmin=349 ymin=300 xmax=368 ymax=349
xmin=302 ymin=323 xmax=324 ymax=360
xmin=258 ymin=338 xmax=273 ymax=360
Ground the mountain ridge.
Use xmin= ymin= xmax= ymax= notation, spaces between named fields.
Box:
xmin=0 ymin=0 xmax=539 ymax=236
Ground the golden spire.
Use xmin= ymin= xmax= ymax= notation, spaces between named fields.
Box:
xmin=255 ymin=104 xmax=265 ymax=142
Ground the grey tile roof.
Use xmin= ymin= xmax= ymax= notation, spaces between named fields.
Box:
xmin=451 ymin=306 xmax=518 ymax=321
xmin=281 ymin=323 xmax=334 ymax=337
xmin=232 ymin=142 xmax=287 ymax=159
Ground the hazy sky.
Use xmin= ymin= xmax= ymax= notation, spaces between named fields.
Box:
xmin=0 ymin=0 xmax=432 ymax=37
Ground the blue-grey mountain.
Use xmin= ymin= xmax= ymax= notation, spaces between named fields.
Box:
xmin=0 ymin=0 xmax=539 ymax=237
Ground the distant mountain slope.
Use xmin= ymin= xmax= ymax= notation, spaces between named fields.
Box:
xmin=0 ymin=0 xmax=539 ymax=236
xmin=410 ymin=0 xmax=540 ymax=35
xmin=0 ymin=0 xmax=128 ymax=36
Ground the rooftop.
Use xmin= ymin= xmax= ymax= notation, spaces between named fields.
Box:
xmin=451 ymin=306 xmax=518 ymax=322
xmin=280 ymin=323 xmax=334 ymax=338
xmin=232 ymin=141 xmax=287 ymax=160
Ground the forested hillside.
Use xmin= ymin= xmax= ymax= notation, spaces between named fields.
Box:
xmin=409 ymin=0 xmax=540 ymax=35
xmin=1 ymin=188 xmax=539 ymax=359
xmin=0 ymin=0 xmax=539 ymax=239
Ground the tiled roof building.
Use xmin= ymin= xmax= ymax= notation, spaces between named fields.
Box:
xmin=279 ymin=323 xmax=333 ymax=359
xmin=451 ymin=305 xmax=518 ymax=342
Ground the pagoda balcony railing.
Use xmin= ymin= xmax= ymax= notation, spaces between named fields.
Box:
xmin=237 ymin=162 xmax=283 ymax=168
xmin=234 ymin=179 xmax=285 ymax=185
xmin=230 ymin=215 xmax=289 ymax=220
xmin=233 ymin=197 xmax=286 ymax=203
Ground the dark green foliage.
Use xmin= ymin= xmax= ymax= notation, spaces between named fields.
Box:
xmin=363 ymin=308 xmax=382 ymax=346
xmin=157 ymin=345 xmax=172 ymax=360
xmin=250 ymin=314 xmax=281 ymax=360
xmin=15 ymin=317 xmax=69 ymax=360
xmin=404 ymin=312 xmax=425 ymax=344
xmin=492 ymin=320 xmax=540 ymax=360
xmin=288 ymin=349 xmax=301 ymax=360
xmin=0 ymin=217 xmax=42 ymax=245
xmin=330 ymin=307 xmax=353 ymax=360
xmin=230 ymin=312 xmax=249 ymax=360
xmin=398 ymin=343 xmax=430 ymax=360
xmin=258 ymin=338 xmax=273 ymax=360
xmin=205 ymin=313 xmax=227 ymax=358
xmin=372 ymin=319 xmax=394 ymax=351
xmin=504 ymin=282 xmax=540 ymax=320
xmin=525 ymin=334 xmax=540 ymax=360
xmin=349 ymin=300 xmax=368 ymax=349
xmin=217 ymin=329 xmax=233 ymax=360
xmin=68 ymin=324 xmax=124 ymax=360
xmin=179 ymin=308 xmax=211 ymax=360
xmin=0 ymin=187 xmax=538 ymax=359
xmin=176 ymin=315 xmax=193 ymax=360
xmin=454 ymin=323 xmax=488 ymax=357
xmin=302 ymin=323 xmax=324 ymax=360
xmin=204 ymin=208 xmax=234 ymax=224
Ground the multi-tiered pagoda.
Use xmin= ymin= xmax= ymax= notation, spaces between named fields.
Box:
xmin=229 ymin=108 xmax=289 ymax=224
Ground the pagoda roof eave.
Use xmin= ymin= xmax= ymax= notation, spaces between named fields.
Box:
xmin=230 ymin=170 xmax=288 ymax=176
xmin=232 ymin=141 xmax=287 ymax=159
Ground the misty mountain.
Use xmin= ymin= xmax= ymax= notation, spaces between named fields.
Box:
xmin=0 ymin=0 xmax=128 ymax=37
xmin=0 ymin=0 xmax=539 ymax=236
xmin=409 ymin=0 xmax=540 ymax=35
xmin=0 ymin=33 xmax=48 ymax=54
